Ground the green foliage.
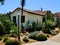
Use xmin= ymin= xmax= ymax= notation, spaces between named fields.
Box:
xmin=10 ymin=26 xmax=17 ymax=37
xmin=23 ymin=36 xmax=29 ymax=42
xmin=5 ymin=40 xmax=20 ymax=45
xmin=32 ymin=22 xmax=38 ymax=31
xmin=43 ymin=28 xmax=50 ymax=34
xmin=29 ymin=31 xmax=47 ymax=41
xmin=29 ymin=31 xmax=39 ymax=39
xmin=0 ymin=0 xmax=4 ymax=5
xmin=6 ymin=12 xmax=11 ymax=20
xmin=25 ymin=21 xmax=32 ymax=32
xmin=37 ymin=34 xmax=47 ymax=41
xmin=0 ymin=14 xmax=17 ymax=35
xmin=0 ymin=15 xmax=10 ymax=21
xmin=0 ymin=22 xmax=5 ymax=35
xmin=45 ymin=11 xmax=54 ymax=21
xmin=43 ymin=20 xmax=55 ymax=34
xmin=43 ymin=11 xmax=55 ymax=34
xmin=3 ymin=37 xmax=8 ymax=42
xmin=44 ymin=20 xmax=55 ymax=26
xmin=26 ymin=20 xmax=29 ymax=27
xmin=2 ymin=20 xmax=14 ymax=34
xmin=10 ymin=26 xmax=17 ymax=35
xmin=44 ymin=20 xmax=55 ymax=30
xmin=25 ymin=21 xmax=42 ymax=32
xmin=46 ymin=20 xmax=55 ymax=28
xmin=0 ymin=36 xmax=2 ymax=40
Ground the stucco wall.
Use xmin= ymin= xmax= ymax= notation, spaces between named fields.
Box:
xmin=11 ymin=9 xmax=43 ymax=26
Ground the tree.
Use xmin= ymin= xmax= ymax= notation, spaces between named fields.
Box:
xmin=2 ymin=20 xmax=15 ymax=34
xmin=0 ymin=14 xmax=17 ymax=36
xmin=6 ymin=12 xmax=11 ymax=20
xmin=43 ymin=11 xmax=55 ymax=34
xmin=0 ymin=0 xmax=5 ymax=5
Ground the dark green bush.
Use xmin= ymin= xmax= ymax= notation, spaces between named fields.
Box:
xmin=5 ymin=40 xmax=20 ymax=45
xmin=45 ymin=28 xmax=51 ymax=34
xmin=23 ymin=36 xmax=29 ymax=42
xmin=37 ymin=34 xmax=47 ymax=41
xmin=0 ymin=36 xmax=2 ymax=40
xmin=0 ymin=22 xmax=5 ymax=36
xmin=3 ymin=37 xmax=8 ymax=42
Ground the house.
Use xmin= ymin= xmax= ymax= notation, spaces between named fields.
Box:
xmin=55 ymin=12 xmax=60 ymax=18
xmin=11 ymin=7 xmax=47 ymax=27
xmin=55 ymin=12 xmax=60 ymax=24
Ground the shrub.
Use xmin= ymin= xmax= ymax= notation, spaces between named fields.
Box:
xmin=50 ymin=30 xmax=59 ymax=35
xmin=10 ymin=26 xmax=17 ymax=35
xmin=25 ymin=24 xmax=32 ymax=32
xmin=46 ymin=28 xmax=52 ymax=34
xmin=29 ymin=31 xmax=39 ymax=39
xmin=20 ymin=33 xmax=23 ymax=36
xmin=23 ymin=36 xmax=29 ymax=42
xmin=2 ymin=20 xmax=14 ymax=34
xmin=25 ymin=21 xmax=42 ymax=32
xmin=3 ymin=37 xmax=8 ymax=42
xmin=37 ymin=34 xmax=47 ymax=41
xmin=0 ymin=36 xmax=2 ymax=40
xmin=0 ymin=22 xmax=5 ymax=36
xmin=43 ymin=20 xmax=55 ymax=34
xmin=5 ymin=40 xmax=20 ymax=45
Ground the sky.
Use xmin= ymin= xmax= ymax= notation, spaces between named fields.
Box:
xmin=0 ymin=0 xmax=60 ymax=14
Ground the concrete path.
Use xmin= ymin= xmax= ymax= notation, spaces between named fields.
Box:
xmin=22 ymin=40 xmax=60 ymax=45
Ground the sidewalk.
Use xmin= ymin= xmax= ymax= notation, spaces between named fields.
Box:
xmin=22 ymin=40 xmax=60 ymax=45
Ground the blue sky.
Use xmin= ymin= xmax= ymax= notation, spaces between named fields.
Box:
xmin=0 ymin=0 xmax=60 ymax=13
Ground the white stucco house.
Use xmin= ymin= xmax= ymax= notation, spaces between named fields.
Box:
xmin=11 ymin=7 xmax=46 ymax=27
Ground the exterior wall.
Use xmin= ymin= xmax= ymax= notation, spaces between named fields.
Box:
xmin=24 ymin=11 xmax=43 ymax=24
xmin=11 ymin=10 xmax=20 ymax=26
xmin=11 ymin=9 xmax=43 ymax=27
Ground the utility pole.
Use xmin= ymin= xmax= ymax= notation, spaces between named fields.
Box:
xmin=17 ymin=0 xmax=25 ymax=44
xmin=21 ymin=0 xmax=25 ymax=32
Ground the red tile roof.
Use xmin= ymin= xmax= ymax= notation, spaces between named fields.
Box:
xmin=55 ymin=12 xmax=60 ymax=18
xmin=11 ymin=7 xmax=47 ymax=16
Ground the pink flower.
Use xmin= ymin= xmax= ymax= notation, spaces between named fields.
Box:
xmin=38 ymin=31 xmax=44 ymax=34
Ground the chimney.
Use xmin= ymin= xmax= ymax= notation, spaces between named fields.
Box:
xmin=40 ymin=7 xmax=43 ymax=11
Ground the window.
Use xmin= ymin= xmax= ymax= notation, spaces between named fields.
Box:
xmin=21 ymin=16 xmax=25 ymax=23
xmin=42 ymin=16 xmax=45 ymax=22
xmin=13 ymin=16 xmax=16 ymax=25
